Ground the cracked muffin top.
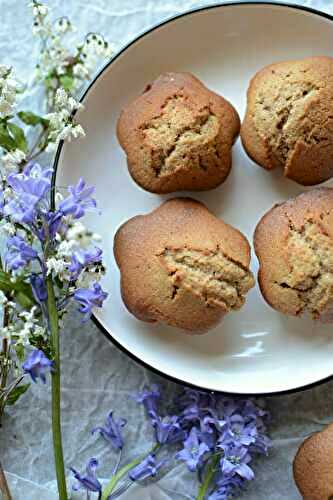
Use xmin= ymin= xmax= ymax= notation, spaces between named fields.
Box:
xmin=241 ymin=56 xmax=333 ymax=186
xmin=254 ymin=188 xmax=333 ymax=322
xmin=114 ymin=198 xmax=254 ymax=333
xmin=117 ymin=72 xmax=240 ymax=194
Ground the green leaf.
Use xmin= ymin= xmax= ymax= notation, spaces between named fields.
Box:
xmin=6 ymin=383 xmax=30 ymax=405
xmin=18 ymin=111 xmax=49 ymax=128
xmin=15 ymin=344 xmax=25 ymax=363
xmin=0 ymin=123 xmax=16 ymax=151
xmin=15 ymin=290 xmax=35 ymax=309
xmin=0 ymin=270 xmax=15 ymax=294
xmin=0 ymin=270 xmax=36 ymax=307
xmin=7 ymin=123 xmax=28 ymax=152
xmin=59 ymin=74 xmax=74 ymax=91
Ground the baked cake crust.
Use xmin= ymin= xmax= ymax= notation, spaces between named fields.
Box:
xmin=293 ymin=422 xmax=333 ymax=500
xmin=114 ymin=198 xmax=254 ymax=333
xmin=117 ymin=72 xmax=240 ymax=194
xmin=241 ymin=56 xmax=333 ymax=185
xmin=254 ymin=188 xmax=333 ymax=322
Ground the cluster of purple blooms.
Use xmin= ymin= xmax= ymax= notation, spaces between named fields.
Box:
xmin=70 ymin=385 xmax=271 ymax=499
xmin=0 ymin=162 xmax=108 ymax=377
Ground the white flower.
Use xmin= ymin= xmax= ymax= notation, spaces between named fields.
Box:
xmin=55 ymin=88 xmax=82 ymax=112
xmin=57 ymin=123 xmax=85 ymax=142
xmin=66 ymin=221 xmax=101 ymax=247
xmin=0 ymin=67 xmax=18 ymax=116
xmin=46 ymin=257 xmax=67 ymax=277
xmin=2 ymin=222 xmax=16 ymax=235
xmin=1 ymin=149 xmax=26 ymax=173
xmin=0 ymin=326 xmax=11 ymax=340
xmin=29 ymin=2 xmax=48 ymax=17
xmin=54 ymin=17 xmax=72 ymax=34
xmin=46 ymin=89 xmax=85 ymax=145
xmin=57 ymin=239 xmax=77 ymax=258
xmin=0 ymin=291 xmax=7 ymax=306
xmin=19 ymin=306 xmax=38 ymax=324
xmin=0 ymin=65 xmax=10 ymax=78
xmin=55 ymin=192 xmax=64 ymax=204
xmin=73 ymin=63 xmax=90 ymax=80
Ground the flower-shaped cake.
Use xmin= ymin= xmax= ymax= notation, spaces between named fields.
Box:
xmin=114 ymin=198 xmax=254 ymax=333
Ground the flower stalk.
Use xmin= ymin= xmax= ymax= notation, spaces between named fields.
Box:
xmin=101 ymin=444 xmax=160 ymax=500
xmin=196 ymin=455 xmax=220 ymax=500
xmin=0 ymin=460 xmax=12 ymax=500
xmin=46 ymin=275 xmax=67 ymax=500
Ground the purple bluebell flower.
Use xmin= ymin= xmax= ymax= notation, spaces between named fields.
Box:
xmin=5 ymin=235 xmax=37 ymax=270
xmin=4 ymin=164 xmax=52 ymax=224
xmin=30 ymin=274 xmax=47 ymax=303
xmin=7 ymin=163 xmax=53 ymax=205
xmin=134 ymin=384 xmax=160 ymax=418
xmin=22 ymin=349 xmax=53 ymax=383
xmin=0 ymin=190 xmax=4 ymax=214
xmin=251 ymin=432 xmax=271 ymax=455
xmin=209 ymin=476 xmax=244 ymax=500
xmin=70 ymin=458 xmax=102 ymax=493
xmin=218 ymin=416 xmax=257 ymax=449
xmin=92 ymin=411 xmax=127 ymax=450
xmin=46 ymin=211 xmax=64 ymax=239
xmin=59 ymin=178 xmax=96 ymax=219
xmin=198 ymin=415 xmax=220 ymax=450
xmin=219 ymin=444 xmax=254 ymax=480
xmin=3 ymin=198 xmax=35 ymax=225
xmin=176 ymin=428 xmax=209 ymax=472
xmin=69 ymin=246 xmax=102 ymax=279
xmin=74 ymin=282 xmax=108 ymax=317
xmin=129 ymin=454 xmax=165 ymax=481
xmin=7 ymin=163 xmax=52 ymax=205
xmin=152 ymin=415 xmax=186 ymax=445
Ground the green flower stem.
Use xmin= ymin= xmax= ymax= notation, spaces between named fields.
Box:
xmin=196 ymin=455 xmax=220 ymax=500
xmin=46 ymin=275 xmax=68 ymax=500
xmin=0 ymin=459 xmax=12 ymax=500
xmin=101 ymin=444 xmax=160 ymax=500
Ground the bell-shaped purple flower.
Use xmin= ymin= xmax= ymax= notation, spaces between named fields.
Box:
xmin=70 ymin=458 xmax=102 ymax=493
xmin=4 ymin=198 xmax=35 ymax=224
xmin=129 ymin=454 xmax=165 ymax=482
xmin=5 ymin=235 xmax=37 ymax=270
xmin=7 ymin=163 xmax=52 ymax=205
xmin=69 ymin=246 xmax=102 ymax=279
xmin=4 ymin=163 xmax=53 ymax=224
xmin=134 ymin=384 xmax=160 ymax=418
xmin=59 ymin=177 xmax=96 ymax=219
xmin=209 ymin=476 xmax=244 ymax=500
xmin=4 ymin=163 xmax=53 ymax=223
xmin=176 ymin=428 xmax=209 ymax=472
xmin=92 ymin=411 xmax=127 ymax=450
xmin=30 ymin=274 xmax=47 ymax=303
xmin=74 ymin=282 xmax=108 ymax=318
xmin=152 ymin=415 xmax=186 ymax=445
xmin=22 ymin=349 xmax=53 ymax=383
xmin=219 ymin=444 xmax=254 ymax=480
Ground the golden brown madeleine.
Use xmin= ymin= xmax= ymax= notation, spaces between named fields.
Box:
xmin=241 ymin=56 xmax=333 ymax=185
xmin=293 ymin=422 xmax=333 ymax=500
xmin=254 ymin=188 xmax=333 ymax=321
xmin=117 ymin=72 xmax=240 ymax=194
xmin=114 ymin=198 xmax=254 ymax=333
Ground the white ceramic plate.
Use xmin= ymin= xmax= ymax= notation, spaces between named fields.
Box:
xmin=55 ymin=2 xmax=333 ymax=395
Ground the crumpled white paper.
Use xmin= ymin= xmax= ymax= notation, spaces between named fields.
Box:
xmin=1 ymin=0 xmax=333 ymax=498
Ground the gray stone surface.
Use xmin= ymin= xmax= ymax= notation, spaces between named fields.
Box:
xmin=1 ymin=0 xmax=333 ymax=498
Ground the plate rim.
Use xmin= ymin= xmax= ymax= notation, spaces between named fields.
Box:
xmin=53 ymin=0 xmax=333 ymax=397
